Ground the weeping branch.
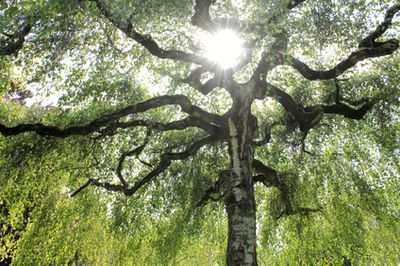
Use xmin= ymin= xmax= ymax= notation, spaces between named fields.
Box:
xmin=267 ymin=83 xmax=323 ymax=132
xmin=0 ymin=17 xmax=36 ymax=56
xmin=70 ymin=179 xmax=93 ymax=197
xmin=251 ymin=124 xmax=272 ymax=146
xmin=321 ymin=99 xmax=374 ymax=120
xmin=287 ymin=0 xmax=307 ymax=9
xmin=253 ymin=159 xmax=321 ymax=219
xmin=99 ymin=116 xmax=221 ymax=136
xmin=266 ymin=81 xmax=377 ymax=133
xmin=277 ymin=206 xmax=323 ymax=219
xmin=252 ymin=159 xmax=293 ymax=214
xmin=195 ymin=169 xmax=231 ymax=207
xmin=359 ymin=3 xmax=400 ymax=48
xmin=192 ymin=0 xmax=216 ymax=32
xmin=252 ymin=159 xmax=280 ymax=187
xmin=0 ymin=95 xmax=224 ymax=137
xmin=90 ymin=135 xmax=220 ymax=196
xmin=92 ymin=0 xmax=212 ymax=65
xmin=183 ymin=66 xmax=234 ymax=95
xmin=316 ymin=80 xmax=375 ymax=120
xmin=286 ymin=3 xmax=400 ymax=80
xmin=117 ymin=128 xmax=152 ymax=188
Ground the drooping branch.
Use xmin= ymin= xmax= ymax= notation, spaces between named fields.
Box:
xmin=313 ymin=80 xmax=375 ymax=120
xmin=287 ymin=0 xmax=307 ymax=10
xmin=0 ymin=95 xmax=224 ymax=137
xmin=287 ymin=41 xmax=398 ymax=80
xmin=195 ymin=169 xmax=231 ymax=207
xmin=251 ymin=124 xmax=273 ymax=146
xmin=267 ymin=83 xmax=323 ymax=132
xmin=191 ymin=0 xmax=216 ymax=31
xmin=277 ymin=206 xmax=322 ymax=219
xmin=90 ymin=134 xmax=220 ymax=196
xmin=253 ymin=159 xmax=322 ymax=219
xmin=267 ymin=81 xmax=378 ymax=133
xmin=70 ymin=179 xmax=93 ymax=197
xmin=99 ymin=116 xmax=221 ymax=137
xmin=287 ymin=3 xmax=400 ymax=80
xmin=183 ymin=66 xmax=234 ymax=95
xmin=91 ymin=0 xmax=211 ymax=65
xmin=252 ymin=159 xmax=293 ymax=214
xmin=320 ymin=98 xmax=374 ymax=120
xmin=252 ymin=159 xmax=280 ymax=187
xmin=117 ymin=128 xmax=152 ymax=188
xmin=0 ymin=18 xmax=35 ymax=56
xmin=359 ymin=3 xmax=400 ymax=48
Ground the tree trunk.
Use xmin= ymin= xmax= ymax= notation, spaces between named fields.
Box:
xmin=224 ymin=96 xmax=258 ymax=266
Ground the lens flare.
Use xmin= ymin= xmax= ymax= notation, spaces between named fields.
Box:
xmin=202 ymin=29 xmax=244 ymax=69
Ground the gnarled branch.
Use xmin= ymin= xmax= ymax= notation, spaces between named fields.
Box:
xmin=0 ymin=95 xmax=224 ymax=137
xmin=183 ymin=66 xmax=231 ymax=95
xmin=321 ymin=98 xmax=374 ymax=120
xmin=195 ymin=169 xmax=230 ymax=207
xmin=287 ymin=0 xmax=307 ymax=10
xmin=267 ymin=83 xmax=323 ymax=132
xmin=287 ymin=3 xmax=400 ymax=80
xmin=252 ymin=159 xmax=280 ymax=187
xmin=359 ymin=3 xmax=400 ymax=48
xmin=117 ymin=128 xmax=152 ymax=188
xmin=90 ymin=134 xmax=220 ymax=195
xmin=253 ymin=159 xmax=321 ymax=219
xmin=1 ymin=18 xmax=35 ymax=56
xmin=251 ymin=124 xmax=272 ymax=146
xmin=192 ymin=0 xmax=216 ymax=31
xmin=99 ymin=116 xmax=221 ymax=136
xmin=92 ymin=0 xmax=212 ymax=65
xmin=267 ymin=81 xmax=377 ymax=133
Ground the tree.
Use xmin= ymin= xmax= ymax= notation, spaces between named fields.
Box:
xmin=1 ymin=0 xmax=399 ymax=265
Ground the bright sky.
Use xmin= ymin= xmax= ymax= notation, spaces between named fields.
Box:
xmin=201 ymin=29 xmax=244 ymax=69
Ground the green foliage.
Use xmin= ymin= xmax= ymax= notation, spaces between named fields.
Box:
xmin=1 ymin=0 xmax=399 ymax=265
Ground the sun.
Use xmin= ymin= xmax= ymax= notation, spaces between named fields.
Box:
xmin=201 ymin=29 xmax=244 ymax=69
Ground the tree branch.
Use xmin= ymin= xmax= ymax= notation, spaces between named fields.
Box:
xmin=70 ymin=179 xmax=93 ymax=197
xmin=252 ymin=159 xmax=280 ymax=187
xmin=191 ymin=0 xmax=216 ymax=31
xmin=251 ymin=124 xmax=272 ymax=146
xmin=267 ymin=83 xmax=323 ymax=132
xmin=267 ymin=81 xmax=376 ymax=132
xmin=320 ymin=98 xmax=374 ymax=120
xmin=0 ymin=18 xmax=35 ymax=56
xmin=0 ymin=95 xmax=224 ymax=137
xmin=91 ymin=135 xmax=220 ymax=195
xmin=287 ymin=0 xmax=307 ymax=10
xmin=195 ymin=169 xmax=230 ymax=207
xmin=117 ymin=128 xmax=152 ymax=188
xmin=359 ymin=3 xmax=400 ymax=48
xmin=252 ymin=159 xmax=321 ymax=219
xmin=183 ymin=66 xmax=231 ymax=95
xmin=252 ymin=159 xmax=295 ymax=215
xmin=277 ymin=206 xmax=322 ymax=219
xmin=99 ymin=116 xmax=221 ymax=136
xmin=287 ymin=41 xmax=398 ymax=80
xmin=91 ymin=0 xmax=212 ymax=65
xmin=287 ymin=3 xmax=400 ymax=80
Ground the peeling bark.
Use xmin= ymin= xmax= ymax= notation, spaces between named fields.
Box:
xmin=225 ymin=95 xmax=258 ymax=265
